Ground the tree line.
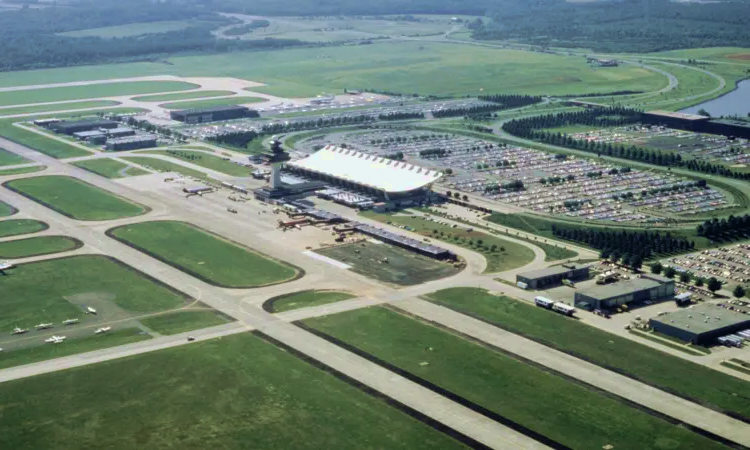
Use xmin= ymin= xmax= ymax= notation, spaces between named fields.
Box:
xmin=378 ymin=112 xmax=424 ymax=121
xmin=477 ymin=94 xmax=542 ymax=108
xmin=697 ymin=215 xmax=750 ymax=243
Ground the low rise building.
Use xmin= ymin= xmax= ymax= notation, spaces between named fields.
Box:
xmin=516 ymin=264 xmax=590 ymax=289
xmin=575 ymin=274 xmax=675 ymax=310
xmin=105 ymin=135 xmax=157 ymax=151
xmin=650 ymin=304 xmax=750 ymax=344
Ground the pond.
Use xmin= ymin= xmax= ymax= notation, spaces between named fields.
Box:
xmin=681 ymin=79 xmax=750 ymax=118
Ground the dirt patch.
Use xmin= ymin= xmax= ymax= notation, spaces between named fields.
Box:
xmin=726 ymin=53 xmax=750 ymax=61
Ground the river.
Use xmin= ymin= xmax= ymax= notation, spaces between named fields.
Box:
xmin=681 ymin=79 xmax=750 ymax=117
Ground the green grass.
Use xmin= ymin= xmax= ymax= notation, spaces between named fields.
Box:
xmin=360 ymin=211 xmax=535 ymax=273
xmin=265 ymin=290 xmax=356 ymax=313
xmin=303 ymin=307 xmax=725 ymax=450
xmin=0 ymin=120 xmax=91 ymax=158
xmin=0 ymin=254 xmax=190 ymax=331
xmin=0 ymin=332 xmax=467 ymax=450
xmin=58 ymin=20 xmax=195 ymax=38
xmin=0 ymin=100 xmax=120 ymax=117
xmin=132 ymin=90 xmax=236 ymax=102
xmin=628 ymin=330 xmax=706 ymax=356
xmin=0 ymin=148 xmax=27 ymax=166
xmin=160 ymin=96 xmax=266 ymax=110
xmin=423 ymin=287 xmax=750 ymax=420
xmin=0 ymin=219 xmax=48 ymax=238
xmin=0 ymin=200 xmax=16 ymax=217
xmin=316 ymin=242 xmax=462 ymax=286
xmin=73 ymin=158 xmax=148 ymax=179
xmin=120 ymin=156 xmax=211 ymax=180
xmin=139 ymin=310 xmax=233 ymax=335
xmin=0 ymin=165 xmax=46 ymax=176
xmin=0 ymin=81 xmax=199 ymax=107
xmin=0 ymin=328 xmax=150 ymax=370
xmin=4 ymin=175 xmax=147 ymax=221
xmin=108 ymin=221 xmax=298 ymax=288
xmin=0 ymin=236 xmax=81 ymax=258
xmin=141 ymin=150 xmax=250 ymax=176
xmin=721 ymin=362 xmax=750 ymax=376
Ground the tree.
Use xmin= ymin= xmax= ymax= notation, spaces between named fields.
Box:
xmin=679 ymin=272 xmax=691 ymax=283
xmin=733 ymin=285 xmax=745 ymax=299
xmin=650 ymin=262 xmax=663 ymax=274
xmin=462 ymin=195 xmax=468 ymax=201
xmin=629 ymin=254 xmax=642 ymax=271
xmin=695 ymin=277 xmax=704 ymax=287
xmin=697 ymin=108 xmax=711 ymax=118
xmin=707 ymin=277 xmax=722 ymax=294
xmin=663 ymin=267 xmax=676 ymax=279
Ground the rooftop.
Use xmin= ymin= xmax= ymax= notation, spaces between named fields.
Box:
xmin=518 ymin=264 xmax=587 ymax=280
xmin=645 ymin=110 xmax=710 ymax=121
xmin=578 ymin=278 xmax=663 ymax=300
xmin=107 ymin=134 xmax=157 ymax=144
xmin=650 ymin=304 xmax=750 ymax=334
xmin=289 ymin=145 xmax=442 ymax=193
xmin=172 ymin=105 xmax=250 ymax=115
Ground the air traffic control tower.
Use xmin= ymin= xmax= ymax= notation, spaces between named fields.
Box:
xmin=267 ymin=136 xmax=290 ymax=189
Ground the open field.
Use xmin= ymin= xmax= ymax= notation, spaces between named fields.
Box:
xmin=0 ymin=332 xmax=467 ymax=450
xmin=141 ymin=150 xmax=250 ymax=176
xmin=108 ymin=221 xmax=299 ymax=288
xmin=58 ymin=20 xmax=195 ymax=38
xmin=73 ymin=158 xmax=150 ymax=179
xmin=139 ymin=310 xmax=233 ymax=335
xmin=0 ymin=120 xmax=91 ymax=158
xmin=0 ymin=100 xmax=120 ymax=117
xmin=0 ymin=81 xmax=199 ymax=107
xmin=4 ymin=175 xmax=147 ymax=220
xmin=0 ymin=328 xmax=150 ymax=370
xmin=0 ymin=165 xmax=46 ymax=176
xmin=649 ymin=47 xmax=750 ymax=64
xmin=0 ymin=235 xmax=82 ymax=258
xmin=424 ymin=288 xmax=750 ymax=421
xmin=264 ymin=290 xmax=356 ymax=313
xmin=132 ymin=90 xmax=235 ymax=102
xmin=361 ymin=211 xmax=535 ymax=273
xmin=316 ymin=242 xmax=461 ymax=286
xmin=160 ymin=96 xmax=266 ymax=110
xmin=0 ymin=148 xmax=27 ymax=166
xmin=120 ymin=156 xmax=211 ymax=180
xmin=0 ymin=219 xmax=48 ymax=238
xmin=0 ymin=200 xmax=16 ymax=217
xmin=303 ymin=307 xmax=725 ymax=450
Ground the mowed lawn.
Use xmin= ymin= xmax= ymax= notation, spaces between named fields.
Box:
xmin=0 ymin=199 xmax=17 ymax=217
xmin=0 ymin=119 xmax=91 ymax=158
xmin=0 ymin=165 xmax=45 ymax=176
xmin=0 ymin=219 xmax=48 ymax=238
xmin=4 ymin=175 xmax=147 ymax=220
xmin=303 ymin=307 xmax=726 ymax=450
xmin=0 ymin=81 xmax=199 ymax=107
xmin=108 ymin=221 xmax=299 ymax=288
xmin=0 ymin=100 xmax=120 ymax=117
xmin=265 ymin=290 xmax=355 ymax=313
xmin=0 ymin=148 xmax=27 ymax=166
xmin=132 ymin=90 xmax=235 ymax=102
xmin=425 ymin=288 xmax=750 ymax=421
xmin=139 ymin=310 xmax=233 ymax=335
xmin=0 ymin=235 xmax=81 ymax=258
xmin=0 ymin=333 xmax=467 ymax=450
xmin=141 ymin=150 xmax=250 ymax=176
xmin=0 ymin=254 xmax=189 ymax=331
xmin=160 ymin=96 xmax=266 ymax=110
xmin=73 ymin=158 xmax=150 ymax=179
xmin=121 ymin=156 xmax=210 ymax=180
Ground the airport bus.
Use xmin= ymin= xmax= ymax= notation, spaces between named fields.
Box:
xmin=552 ymin=302 xmax=576 ymax=316
xmin=534 ymin=296 xmax=555 ymax=309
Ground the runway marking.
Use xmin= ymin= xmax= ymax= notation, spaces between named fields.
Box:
xmin=302 ymin=250 xmax=351 ymax=269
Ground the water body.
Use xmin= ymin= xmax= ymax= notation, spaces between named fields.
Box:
xmin=681 ymin=79 xmax=750 ymax=117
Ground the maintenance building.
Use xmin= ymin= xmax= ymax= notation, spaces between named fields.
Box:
xmin=170 ymin=105 xmax=259 ymax=124
xmin=72 ymin=130 xmax=107 ymax=145
xmin=106 ymin=127 xmax=136 ymax=138
xmin=650 ymin=304 xmax=750 ymax=344
xmin=575 ymin=274 xmax=675 ymax=310
xmin=105 ymin=135 xmax=157 ymax=151
xmin=50 ymin=119 xmax=118 ymax=135
xmin=516 ymin=264 xmax=590 ymax=289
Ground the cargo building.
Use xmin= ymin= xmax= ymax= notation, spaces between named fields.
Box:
xmin=650 ymin=304 xmax=750 ymax=344
xmin=49 ymin=119 xmax=118 ymax=135
xmin=574 ymin=274 xmax=674 ymax=310
xmin=105 ymin=135 xmax=157 ymax=151
xmin=516 ymin=264 xmax=590 ymax=289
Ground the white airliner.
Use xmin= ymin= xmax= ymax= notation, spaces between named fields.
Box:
xmin=35 ymin=323 xmax=53 ymax=330
xmin=12 ymin=327 xmax=28 ymax=335
xmin=95 ymin=327 xmax=112 ymax=335
xmin=44 ymin=335 xmax=66 ymax=344
xmin=63 ymin=319 xmax=79 ymax=325
xmin=86 ymin=307 xmax=97 ymax=315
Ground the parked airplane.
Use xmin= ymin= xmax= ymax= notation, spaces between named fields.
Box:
xmin=63 ymin=319 xmax=79 ymax=325
xmin=12 ymin=327 xmax=28 ymax=335
xmin=94 ymin=327 xmax=111 ymax=335
xmin=86 ymin=307 xmax=97 ymax=315
xmin=44 ymin=335 xmax=66 ymax=344
xmin=35 ymin=323 xmax=53 ymax=330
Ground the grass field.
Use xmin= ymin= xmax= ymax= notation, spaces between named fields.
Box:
xmin=132 ymin=90 xmax=236 ymax=102
xmin=4 ymin=176 xmax=147 ymax=220
xmin=0 ymin=81 xmax=199 ymax=107
xmin=0 ymin=200 xmax=16 ymax=217
xmin=360 ymin=211 xmax=535 ymax=273
xmin=303 ymin=307 xmax=724 ymax=450
xmin=58 ymin=20 xmax=195 ymax=38
xmin=0 ymin=148 xmax=27 ymax=166
xmin=160 ymin=96 xmax=266 ymax=110
xmin=0 ymin=219 xmax=48 ymax=238
xmin=120 ymin=156 xmax=211 ymax=180
xmin=73 ymin=158 xmax=150 ymax=179
xmin=0 ymin=100 xmax=120 ymax=117
xmin=316 ymin=242 xmax=461 ymax=286
xmin=141 ymin=150 xmax=250 ymax=176
xmin=108 ymin=221 xmax=298 ymax=288
xmin=0 ymin=120 xmax=91 ymax=158
xmin=0 ymin=328 xmax=150 ymax=370
xmin=264 ymin=290 xmax=356 ymax=313
xmin=0 ymin=236 xmax=82 ymax=258
xmin=0 ymin=165 xmax=46 ymax=176
xmin=0 ymin=332 xmax=467 ymax=450
xmin=139 ymin=310 xmax=232 ymax=335
xmin=424 ymin=288 xmax=750 ymax=421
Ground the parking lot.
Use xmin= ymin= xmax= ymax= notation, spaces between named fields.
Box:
xmin=665 ymin=242 xmax=750 ymax=290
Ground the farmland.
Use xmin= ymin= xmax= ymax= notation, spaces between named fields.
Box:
xmin=4 ymin=176 xmax=147 ymax=220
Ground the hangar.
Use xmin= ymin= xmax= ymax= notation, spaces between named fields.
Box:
xmin=287 ymin=145 xmax=443 ymax=200
xmin=575 ymin=274 xmax=674 ymax=310
xmin=516 ymin=264 xmax=589 ymax=289
xmin=650 ymin=304 xmax=750 ymax=344
xmin=170 ymin=105 xmax=259 ymax=124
